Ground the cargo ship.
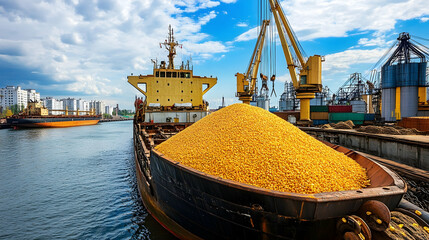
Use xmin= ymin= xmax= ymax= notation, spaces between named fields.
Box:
xmin=126 ymin=26 xmax=429 ymax=239
xmin=7 ymin=101 xmax=100 ymax=128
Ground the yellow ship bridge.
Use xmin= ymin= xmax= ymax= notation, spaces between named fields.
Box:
xmin=128 ymin=25 xmax=217 ymax=123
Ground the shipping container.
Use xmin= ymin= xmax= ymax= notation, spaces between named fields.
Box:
xmin=311 ymin=112 xmax=329 ymax=120
xmin=364 ymin=113 xmax=375 ymax=121
xmin=312 ymin=119 xmax=329 ymax=125
xmin=328 ymin=105 xmax=352 ymax=113
xmin=310 ymin=105 xmax=329 ymax=112
xmin=329 ymin=113 xmax=365 ymax=125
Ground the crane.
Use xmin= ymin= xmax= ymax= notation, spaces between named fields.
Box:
xmin=268 ymin=0 xmax=323 ymax=123
xmin=236 ymin=20 xmax=270 ymax=104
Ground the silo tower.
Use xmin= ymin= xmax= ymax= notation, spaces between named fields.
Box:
xmin=381 ymin=32 xmax=428 ymax=121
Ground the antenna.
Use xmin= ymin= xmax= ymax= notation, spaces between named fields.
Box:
xmin=160 ymin=25 xmax=182 ymax=69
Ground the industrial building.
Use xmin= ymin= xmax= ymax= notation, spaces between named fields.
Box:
xmin=277 ymin=32 xmax=429 ymax=129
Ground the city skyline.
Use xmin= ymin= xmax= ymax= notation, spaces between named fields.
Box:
xmin=0 ymin=1 xmax=429 ymax=109
xmin=0 ymin=85 xmax=116 ymax=115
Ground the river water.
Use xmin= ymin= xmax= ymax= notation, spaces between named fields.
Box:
xmin=0 ymin=121 xmax=176 ymax=240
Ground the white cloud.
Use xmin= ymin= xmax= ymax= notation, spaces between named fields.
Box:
xmin=199 ymin=10 xmax=217 ymax=25
xmin=281 ymin=0 xmax=429 ymax=40
xmin=236 ymin=22 xmax=248 ymax=27
xmin=233 ymin=0 xmax=429 ymax=42
xmin=234 ymin=27 xmax=258 ymax=42
xmin=0 ymin=0 xmax=229 ymax=97
xmin=421 ymin=17 xmax=429 ymax=22
xmin=323 ymin=48 xmax=387 ymax=73
xmin=220 ymin=0 xmax=237 ymax=3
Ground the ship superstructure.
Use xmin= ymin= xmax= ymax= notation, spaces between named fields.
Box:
xmin=128 ymin=25 xmax=217 ymax=123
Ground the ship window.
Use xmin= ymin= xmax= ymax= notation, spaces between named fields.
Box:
xmin=167 ymin=72 xmax=172 ymax=78
xmin=173 ymin=72 xmax=177 ymax=78
xmin=186 ymin=72 xmax=191 ymax=78
xmin=191 ymin=99 xmax=193 ymax=101
xmin=156 ymin=71 xmax=159 ymax=77
xmin=160 ymin=72 xmax=165 ymax=77
xmin=181 ymin=90 xmax=183 ymax=93
xmin=191 ymin=81 xmax=193 ymax=84
xmin=168 ymin=99 xmax=170 ymax=101
xmin=157 ymin=99 xmax=159 ymax=101
xmin=157 ymin=90 xmax=159 ymax=93
xmin=156 ymin=80 xmax=158 ymax=83
xmin=181 ymin=99 xmax=183 ymax=101
xmin=181 ymin=81 xmax=183 ymax=84
xmin=180 ymin=72 xmax=185 ymax=78
xmin=167 ymin=83 xmax=170 ymax=86
xmin=191 ymin=90 xmax=193 ymax=93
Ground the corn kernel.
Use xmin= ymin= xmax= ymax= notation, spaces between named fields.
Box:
xmin=156 ymin=104 xmax=370 ymax=194
xmin=366 ymin=211 xmax=372 ymax=216
xmin=376 ymin=219 xmax=382 ymax=224
xmin=415 ymin=210 xmax=422 ymax=216
xmin=398 ymin=224 xmax=404 ymax=228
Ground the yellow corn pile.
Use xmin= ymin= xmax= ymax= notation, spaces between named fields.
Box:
xmin=155 ymin=103 xmax=370 ymax=194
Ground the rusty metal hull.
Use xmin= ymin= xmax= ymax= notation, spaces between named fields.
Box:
xmin=133 ymin=122 xmax=406 ymax=240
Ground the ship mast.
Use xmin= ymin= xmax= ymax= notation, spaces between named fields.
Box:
xmin=160 ymin=25 xmax=182 ymax=69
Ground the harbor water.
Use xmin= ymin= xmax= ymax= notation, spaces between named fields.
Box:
xmin=0 ymin=121 xmax=177 ymax=240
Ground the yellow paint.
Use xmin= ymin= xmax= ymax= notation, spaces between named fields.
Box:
xmin=362 ymin=94 xmax=374 ymax=113
xmin=128 ymin=26 xmax=216 ymax=109
xmin=267 ymin=0 xmax=322 ymax=122
xmin=296 ymin=92 xmax=315 ymax=121
xmin=128 ymin=71 xmax=216 ymax=109
xmin=418 ymin=87 xmax=427 ymax=105
xmin=26 ymin=102 xmax=49 ymax=116
xmin=236 ymin=20 xmax=270 ymax=104
xmin=34 ymin=119 xmax=99 ymax=128
xmin=395 ymin=87 xmax=401 ymax=120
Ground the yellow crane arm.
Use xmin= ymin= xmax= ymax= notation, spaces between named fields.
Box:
xmin=268 ymin=0 xmax=323 ymax=122
xmin=236 ymin=20 xmax=270 ymax=104
xmin=268 ymin=0 xmax=300 ymax=88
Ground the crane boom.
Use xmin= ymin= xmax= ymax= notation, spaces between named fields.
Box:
xmin=236 ymin=20 xmax=270 ymax=104
xmin=268 ymin=0 xmax=323 ymax=122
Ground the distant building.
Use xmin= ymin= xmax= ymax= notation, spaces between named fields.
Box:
xmin=25 ymin=89 xmax=40 ymax=103
xmin=61 ymin=98 xmax=78 ymax=112
xmin=89 ymin=100 xmax=105 ymax=115
xmin=77 ymin=99 xmax=89 ymax=115
xmin=0 ymin=86 xmax=29 ymax=110
xmin=105 ymin=105 xmax=113 ymax=115
xmin=42 ymin=97 xmax=64 ymax=115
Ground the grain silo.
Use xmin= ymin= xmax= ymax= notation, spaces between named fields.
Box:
xmin=381 ymin=32 xmax=428 ymax=121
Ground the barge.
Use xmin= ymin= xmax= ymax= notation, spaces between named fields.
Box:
xmin=7 ymin=101 xmax=100 ymax=128
xmin=126 ymin=26 xmax=422 ymax=240
xmin=133 ymin=122 xmax=407 ymax=239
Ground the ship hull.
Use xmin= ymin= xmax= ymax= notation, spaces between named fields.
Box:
xmin=7 ymin=117 xmax=100 ymax=128
xmin=133 ymin=122 xmax=406 ymax=240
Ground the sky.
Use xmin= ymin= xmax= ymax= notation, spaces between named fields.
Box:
xmin=1 ymin=0 xmax=429 ymax=110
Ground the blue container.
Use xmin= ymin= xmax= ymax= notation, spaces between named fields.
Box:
xmin=364 ymin=113 xmax=375 ymax=121
xmin=312 ymin=120 xmax=329 ymax=125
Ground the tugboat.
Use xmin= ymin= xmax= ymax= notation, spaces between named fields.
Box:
xmin=7 ymin=100 xmax=100 ymax=128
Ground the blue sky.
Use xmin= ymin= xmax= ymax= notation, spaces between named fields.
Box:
xmin=1 ymin=0 xmax=429 ymax=109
